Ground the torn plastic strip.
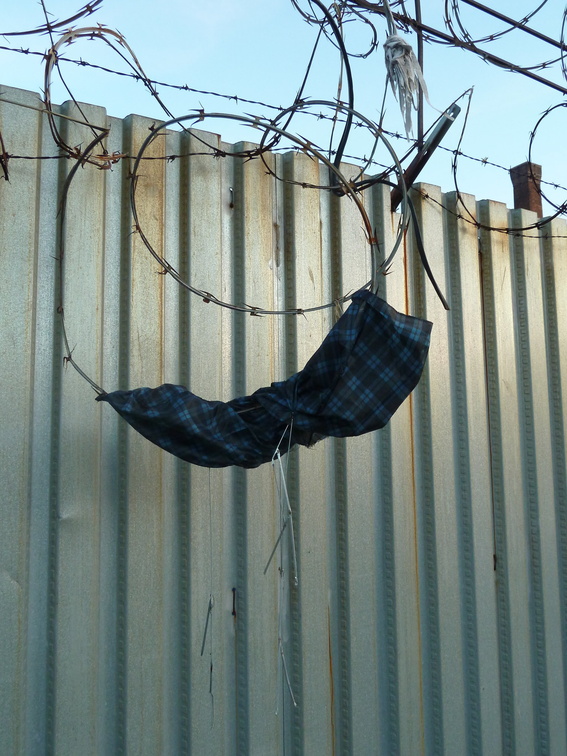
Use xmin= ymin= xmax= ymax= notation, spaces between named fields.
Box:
xmin=264 ymin=427 xmax=299 ymax=586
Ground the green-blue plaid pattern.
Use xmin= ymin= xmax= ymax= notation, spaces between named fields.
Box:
xmin=97 ymin=289 xmax=432 ymax=468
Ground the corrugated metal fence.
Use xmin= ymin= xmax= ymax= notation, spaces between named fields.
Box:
xmin=1 ymin=84 xmax=566 ymax=755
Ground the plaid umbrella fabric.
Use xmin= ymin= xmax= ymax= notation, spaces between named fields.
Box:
xmin=96 ymin=289 xmax=432 ymax=468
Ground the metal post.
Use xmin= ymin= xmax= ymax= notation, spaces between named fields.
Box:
xmin=415 ymin=0 xmax=424 ymax=149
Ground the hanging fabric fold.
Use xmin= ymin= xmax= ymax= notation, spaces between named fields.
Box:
xmin=96 ymin=289 xmax=432 ymax=468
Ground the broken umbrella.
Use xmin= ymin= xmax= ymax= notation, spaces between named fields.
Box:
xmin=96 ymin=289 xmax=432 ymax=468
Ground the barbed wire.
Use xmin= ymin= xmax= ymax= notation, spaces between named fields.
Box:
xmin=348 ymin=1 xmax=567 ymax=77
xmin=448 ymin=87 xmax=567 ymax=233
xmin=444 ymin=0 xmax=552 ymax=50
xmin=128 ymin=104 xmax=412 ymax=315
xmin=2 ymin=96 xmax=566 ymax=242
xmin=2 ymin=46 xmax=567 ymax=201
xmin=2 ymin=1 xmax=566 ymax=202
xmin=414 ymin=186 xmax=567 ymax=239
xmin=1 ymin=0 xmax=103 ymax=37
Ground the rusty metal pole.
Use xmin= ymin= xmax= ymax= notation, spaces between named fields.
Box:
xmin=415 ymin=0 xmax=424 ymax=149
xmin=390 ymin=102 xmax=461 ymax=211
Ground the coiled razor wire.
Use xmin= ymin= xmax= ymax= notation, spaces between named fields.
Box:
xmin=57 ymin=100 xmax=459 ymax=395
xmin=2 ymin=1 xmax=567 ymax=217
xmin=444 ymin=0 xmax=550 ymax=48
xmin=528 ymin=102 xmax=567 ymax=216
xmin=1 ymin=0 xmax=103 ymax=37
xmin=128 ymin=103 xmax=409 ymax=315
xmin=451 ymin=88 xmax=567 ymax=232
xmin=43 ymin=25 xmax=179 ymax=167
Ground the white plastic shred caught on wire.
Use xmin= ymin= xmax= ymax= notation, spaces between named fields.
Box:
xmin=264 ymin=425 xmax=299 ymax=711
xmin=381 ymin=0 xmax=442 ymax=136
xmin=264 ymin=427 xmax=299 ymax=587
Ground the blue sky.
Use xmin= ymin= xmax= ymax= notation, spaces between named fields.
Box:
xmin=1 ymin=0 xmax=566 ymax=213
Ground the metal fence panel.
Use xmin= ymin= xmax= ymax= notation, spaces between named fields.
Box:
xmin=1 ymin=84 xmax=567 ymax=755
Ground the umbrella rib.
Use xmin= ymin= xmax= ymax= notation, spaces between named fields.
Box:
xmin=200 ymin=594 xmax=214 ymax=657
xmin=270 ymin=431 xmax=299 ymax=586
xmin=264 ymin=428 xmax=299 ymax=585
xmin=279 ymin=638 xmax=298 ymax=708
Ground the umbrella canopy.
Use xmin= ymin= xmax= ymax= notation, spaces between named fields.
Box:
xmin=96 ymin=289 xmax=432 ymax=468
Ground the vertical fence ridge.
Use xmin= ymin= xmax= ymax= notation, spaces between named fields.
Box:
xmin=113 ymin=113 xmax=133 ymax=756
xmin=372 ymin=182 xmax=418 ymax=756
xmin=444 ymin=192 xmax=483 ymax=755
xmin=281 ymin=152 xmax=304 ymax=756
xmin=22 ymin=89 xmax=59 ymax=756
xmin=176 ymin=129 xmax=192 ymax=756
xmin=229 ymin=148 xmax=250 ymax=756
xmin=377 ymin=426 xmax=401 ymax=756
xmin=478 ymin=200 xmax=517 ymax=756
xmin=410 ymin=187 xmax=445 ymax=756
xmin=541 ymin=222 xmax=567 ymax=747
xmin=510 ymin=210 xmax=550 ymax=755
xmin=370 ymin=186 xmax=400 ymax=756
xmin=328 ymin=188 xmax=353 ymax=756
